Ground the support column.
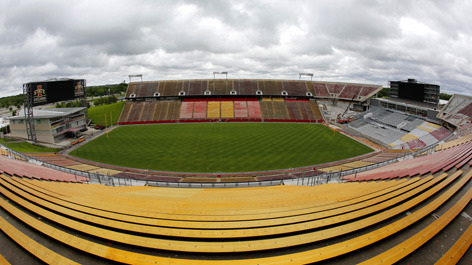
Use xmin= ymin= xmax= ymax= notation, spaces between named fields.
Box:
xmin=23 ymin=83 xmax=37 ymax=142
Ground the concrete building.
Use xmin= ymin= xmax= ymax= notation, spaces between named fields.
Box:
xmin=7 ymin=107 xmax=86 ymax=144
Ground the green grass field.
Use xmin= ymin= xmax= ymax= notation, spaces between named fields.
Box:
xmin=0 ymin=139 xmax=60 ymax=153
xmin=87 ymin=101 xmax=124 ymax=126
xmin=70 ymin=123 xmax=373 ymax=173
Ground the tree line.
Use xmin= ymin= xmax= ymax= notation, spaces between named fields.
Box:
xmin=54 ymin=95 xmax=117 ymax=108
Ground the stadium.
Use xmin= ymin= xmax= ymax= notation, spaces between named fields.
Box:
xmin=1 ymin=76 xmax=472 ymax=264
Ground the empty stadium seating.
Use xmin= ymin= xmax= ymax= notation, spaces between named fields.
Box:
xmin=3 ymin=90 xmax=472 ymax=263
xmin=207 ymin=101 xmax=220 ymax=118
xmin=326 ymin=83 xmax=345 ymax=95
xmin=121 ymin=78 xmax=345 ymax=124
xmin=119 ymin=98 xmax=324 ymax=126
xmin=1 ymin=147 xmax=472 ymax=263
xmin=0 ymin=155 xmax=86 ymax=182
xmin=339 ymin=84 xmax=363 ymax=99
xmin=234 ymin=101 xmax=248 ymax=118
xmin=438 ymin=94 xmax=472 ymax=127
xmin=118 ymin=100 xmax=182 ymax=124
xmin=193 ymin=101 xmax=207 ymax=119
xmin=125 ymin=79 xmax=382 ymax=101
xmin=179 ymin=101 xmax=194 ymax=119
xmin=312 ymin=82 xmax=330 ymax=97
xmin=347 ymin=107 xmax=452 ymax=149
xmin=343 ymin=136 xmax=472 ymax=181
xmin=220 ymin=101 xmax=234 ymax=118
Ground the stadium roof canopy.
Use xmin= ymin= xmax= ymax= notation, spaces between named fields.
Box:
xmin=7 ymin=107 xmax=86 ymax=120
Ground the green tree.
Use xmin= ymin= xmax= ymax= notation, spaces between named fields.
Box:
xmin=440 ymin=93 xmax=452 ymax=100
xmin=377 ymin=87 xmax=390 ymax=98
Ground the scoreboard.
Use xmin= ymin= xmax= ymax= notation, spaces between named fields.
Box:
xmin=26 ymin=79 xmax=86 ymax=106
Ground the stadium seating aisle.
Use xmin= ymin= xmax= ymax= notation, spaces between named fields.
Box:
xmin=359 ymin=170 xmax=472 ymax=265
xmin=0 ymin=214 xmax=78 ymax=265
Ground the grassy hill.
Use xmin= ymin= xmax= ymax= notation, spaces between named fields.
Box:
xmin=0 ymin=139 xmax=60 ymax=153
xmin=70 ymin=123 xmax=373 ymax=173
xmin=87 ymin=101 xmax=124 ymax=126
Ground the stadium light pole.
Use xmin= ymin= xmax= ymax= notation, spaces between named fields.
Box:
xmin=213 ymin=71 xmax=229 ymax=90
xmin=128 ymin=74 xmax=143 ymax=83
xmin=299 ymin=73 xmax=314 ymax=81
xmin=213 ymin=71 xmax=228 ymax=80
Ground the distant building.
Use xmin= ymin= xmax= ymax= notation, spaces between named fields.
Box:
xmin=0 ymin=116 xmax=9 ymax=129
xmin=7 ymin=107 xmax=86 ymax=144
xmin=389 ymin=79 xmax=440 ymax=106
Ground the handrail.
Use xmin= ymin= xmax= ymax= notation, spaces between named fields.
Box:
xmin=0 ymin=131 xmax=453 ymax=188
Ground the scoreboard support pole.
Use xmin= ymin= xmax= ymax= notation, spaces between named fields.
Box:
xmin=23 ymin=83 xmax=37 ymax=143
xmin=81 ymin=81 xmax=88 ymax=121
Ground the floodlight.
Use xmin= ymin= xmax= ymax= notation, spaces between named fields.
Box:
xmin=299 ymin=73 xmax=314 ymax=81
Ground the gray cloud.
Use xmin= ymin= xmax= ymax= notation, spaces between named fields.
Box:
xmin=1 ymin=0 xmax=472 ymax=96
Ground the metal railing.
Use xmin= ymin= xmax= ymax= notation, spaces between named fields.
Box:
xmin=0 ymin=132 xmax=452 ymax=188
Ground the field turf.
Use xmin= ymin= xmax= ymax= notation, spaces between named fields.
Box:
xmin=70 ymin=123 xmax=373 ymax=173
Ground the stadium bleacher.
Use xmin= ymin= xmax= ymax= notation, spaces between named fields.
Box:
xmin=179 ymin=101 xmax=194 ymax=119
xmin=286 ymin=99 xmax=302 ymax=119
xmin=438 ymin=94 xmax=472 ymax=127
xmin=339 ymin=84 xmax=362 ymax=99
xmin=234 ymin=101 xmax=248 ymax=118
xmin=120 ymin=79 xmax=368 ymax=125
xmin=118 ymin=101 xmax=132 ymax=122
xmin=358 ymin=85 xmax=380 ymax=98
xmin=119 ymin=99 xmax=274 ymax=124
xmin=220 ymin=101 xmax=234 ymax=118
xmin=3 ymin=77 xmax=472 ymax=263
xmin=127 ymin=101 xmax=144 ymax=121
xmin=343 ymin=137 xmax=472 ymax=181
xmin=0 ymin=155 xmax=86 ymax=182
xmin=326 ymin=83 xmax=345 ymax=95
xmin=312 ymin=82 xmax=330 ymax=97
xmin=347 ymin=107 xmax=452 ymax=149
xmin=140 ymin=102 xmax=154 ymax=121
xmin=207 ymin=101 xmax=220 ymax=118
xmin=125 ymin=79 xmax=381 ymax=101
xmin=247 ymin=100 xmax=262 ymax=118
xmin=193 ymin=101 xmax=207 ymax=119
xmin=1 ymin=138 xmax=472 ymax=263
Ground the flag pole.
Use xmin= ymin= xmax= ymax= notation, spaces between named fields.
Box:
xmin=105 ymin=113 xmax=108 ymax=138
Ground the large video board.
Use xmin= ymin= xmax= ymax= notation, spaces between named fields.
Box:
xmin=27 ymin=79 xmax=85 ymax=106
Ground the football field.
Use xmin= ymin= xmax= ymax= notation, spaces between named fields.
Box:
xmin=70 ymin=123 xmax=373 ymax=173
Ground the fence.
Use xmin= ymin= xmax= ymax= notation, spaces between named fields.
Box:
xmin=0 ymin=132 xmax=452 ymax=188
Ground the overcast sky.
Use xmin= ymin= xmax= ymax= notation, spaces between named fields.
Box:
xmin=1 ymin=0 xmax=472 ymax=97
